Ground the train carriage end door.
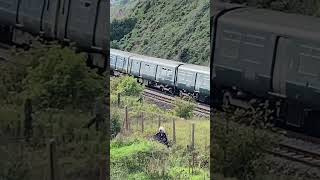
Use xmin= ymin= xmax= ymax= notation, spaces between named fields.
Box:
xmin=273 ymin=37 xmax=304 ymax=128
xmin=272 ymin=37 xmax=291 ymax=96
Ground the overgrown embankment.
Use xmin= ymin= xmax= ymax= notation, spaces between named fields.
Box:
xmin=111 ymin=0 xmax=210 ymax=65
xmin=110 ymin=76 xmax=210 ymax=179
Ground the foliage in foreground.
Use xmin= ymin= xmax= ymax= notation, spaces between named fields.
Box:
xmin=0 ymin=44 xmax=107 ymax=180
xmin=211 ymin=111 xmax=276 ymax=180
xmin=0 ymin=44 xmax=105 ymax=110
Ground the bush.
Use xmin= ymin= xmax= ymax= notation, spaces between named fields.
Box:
xmin=18 ymin=46 xmax=105 ymax=110
xmin=212 ymin=112 xmax=274 ymax=180
xmin=173 ymin=97 xmax=195 ymax=119
xmin=111 ymin=138 xmax=169 ymax=179
xmin=116 ymin=76 xmax=144 ymax=97
xmin=1 ymin=45 xmax=106 ymax=110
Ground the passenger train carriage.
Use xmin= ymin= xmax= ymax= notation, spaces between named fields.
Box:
xmin=211 ymin=3 xmax=320 ymax=136
xmin=0 ymin=0 xmax=109 ymax=70
xmin=110 ymin=48 xmax=210 ymax=104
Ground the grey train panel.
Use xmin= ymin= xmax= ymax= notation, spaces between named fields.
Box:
xmin=129 ymin=58 xmax=141 ymax=77
xmin=66 ymin=0 xmax=97 ymax=49
xmin=18 ymin=0 xmax=45 ymax=34
xmin=115 ymin=56 xmax=128 ymax=73
xmin=110 ymin=54 xmax=116 ymax=70
xmin=195 ymin=73 xmax=210 ymax=95
xmin=140 ymin=62 xmax=157 ymax=81
xmin=176 ymin=69 xmax=196 ymax=92
xmin=0 ymin=0 xmax=19 ymax=26
xmin=282 ymin=39 xmax=320 ymax=107
xmin=214 ymin=14 xmax=274 ymax=96
xmin=156 ymin=65 xmax=176 ymax=86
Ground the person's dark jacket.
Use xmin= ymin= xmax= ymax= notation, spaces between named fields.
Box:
xmin=154 ymin=132 xmax=169 ymax=147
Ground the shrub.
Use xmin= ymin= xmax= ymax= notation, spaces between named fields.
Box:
xmin=173 ymin=97 xmax=195 ymax=119
xmin=212 ymin=112 xmax=274 ymax=180
xmin=20 ymin=46 xmax=105 ymax=110
xmin=116 ymin=76 xmax=144 ymax=97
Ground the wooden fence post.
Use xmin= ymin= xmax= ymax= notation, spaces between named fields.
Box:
xmin=48 ymin=139 xmax=58 ymax=180
xmin=191 ymin=123 xmax=195 ymax=150
xmin=99 ymin=157 xmax=107 ymax=180
xmin=158 ymin=115 xmax=161 ymax=128
xmin=117 ymin=93 xmax=121 ymax=107
xmin=172 ymin=119 xmax=176 ymax=143
xmin=125 ymin=106 xmax=128 ymax=132
xmin=141 ymin=112 xmax=144 ymax=133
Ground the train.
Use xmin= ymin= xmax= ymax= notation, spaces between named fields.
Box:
xmin=211 ymin=3 xmax=320 ymax=136
xmin=110 ymin=48 xmax=210 ymax=104
xmin=0 ymin=0 xmax=109 ymax=70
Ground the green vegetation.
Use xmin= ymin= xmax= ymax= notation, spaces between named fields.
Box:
xmin=111 ymin=18 xmax=137 ymax=41
xmin=110 ymin=76 xmax=210 ymax=179
xmin=173 ymin=97 xmax=196 ymax=119
xmin=0 ymin=44 xmax=105 ymax=109
xmin=0 ymin=45 xmax=107 ymax=180
xmin=111 ymin=0 xmax=210 ymax=65
xmin=115 ymin=76 xmax=144 ymax=96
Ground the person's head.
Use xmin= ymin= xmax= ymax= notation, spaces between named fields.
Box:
xmin=159 ymin=126 xmax=165 ymax=133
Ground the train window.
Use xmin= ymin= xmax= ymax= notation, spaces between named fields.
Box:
xmin=221 ymin=30 xmax=241 ymax=59
xmin=298 ymin=53 xmax=320 ymax=77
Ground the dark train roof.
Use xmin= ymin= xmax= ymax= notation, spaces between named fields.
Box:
xmin=220 ymin=7 xmax=320 ymax=41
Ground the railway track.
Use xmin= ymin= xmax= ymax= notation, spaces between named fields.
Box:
xmin=142 ymin=88 xmax=210 ymax=117
xmin=143 ymin=87 xmax=320 ymax=168
xmin=269 ymin=143 xmax=320 ymax=168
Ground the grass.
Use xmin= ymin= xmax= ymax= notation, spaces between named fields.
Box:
xmin=110 ymin=94 xmax=210 ymax=179
xmin=111 ymin=136 xmax=209 ymax=180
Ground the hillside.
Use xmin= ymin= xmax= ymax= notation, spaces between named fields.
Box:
xmin=111 ymin=0 xmax=210 ymax=66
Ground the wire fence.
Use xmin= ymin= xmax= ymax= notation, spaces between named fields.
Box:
xmin=116 ymin=105 xmax=208 ymax=151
